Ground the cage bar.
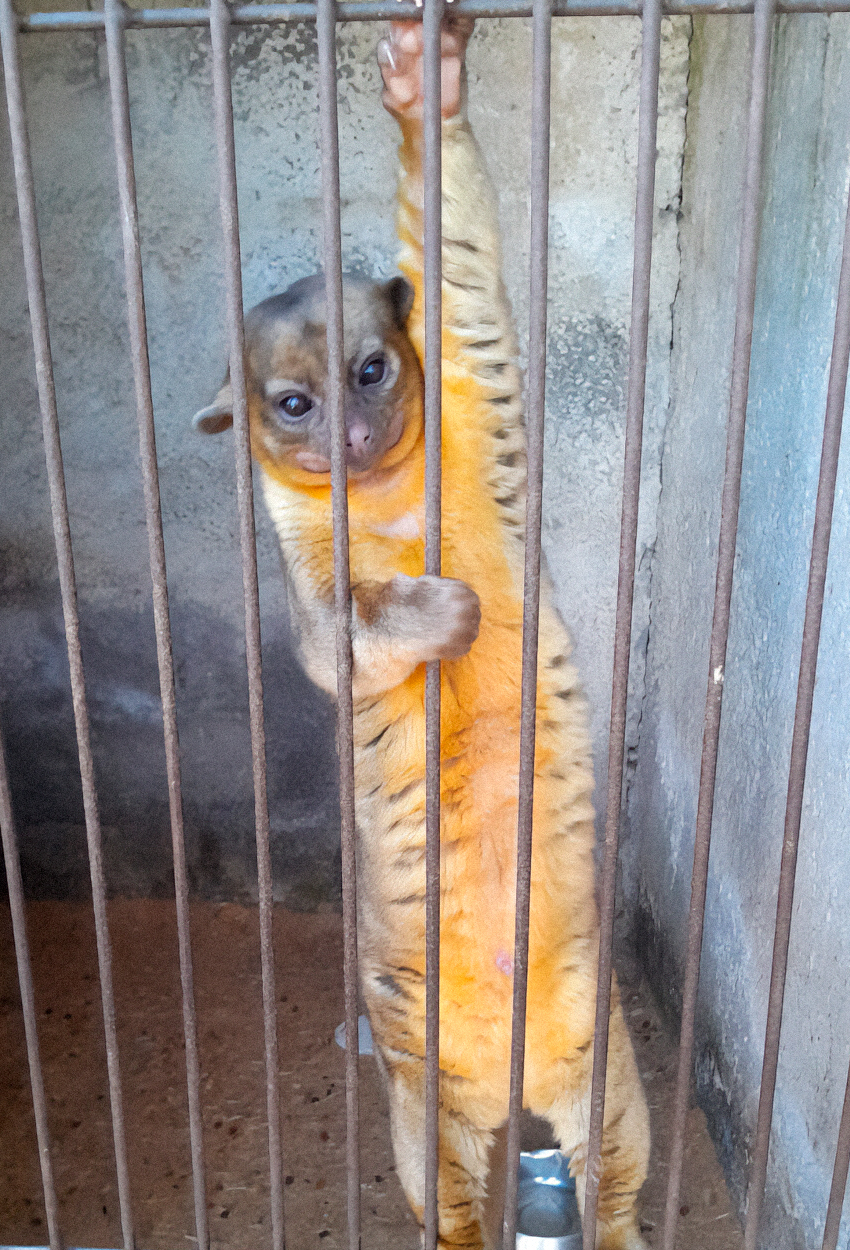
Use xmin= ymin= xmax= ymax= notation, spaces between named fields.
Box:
xmin=422 ymin=1 xmax=444 ymax=1246
xmin=659 ymin=0 xmax=775 ymax=1242
xmin=0 ymin=721 xmax=63 ymax=1250
xmin=580 ymin=0 xmax=661 ymax=1242
xmin=206 ymin=4 xmax=286 ymax=1247
xmin=101 ymin=3 xmax=211 ymax=1245
xmin=823 ymin=1055 xmax=850 ymax=1250
xmin=315 ymin=0 xmax=362 ymax=1247
xmin=499 ymin=0 xmax=552 ymax=1244
xmin=0 ymin=5 xmax=137 ymax=1246
xmin=743 ymin=119 xmax=850 ymax=1250
xmin=14 ymin=0 xmax=850 ymax=34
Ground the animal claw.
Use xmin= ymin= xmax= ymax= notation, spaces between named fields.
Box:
xmin=377 ymin=38 xmax=398 ymax=70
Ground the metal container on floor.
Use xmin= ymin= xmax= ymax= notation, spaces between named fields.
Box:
xmin=516 ymin=1149 xmax=582 ymax=1250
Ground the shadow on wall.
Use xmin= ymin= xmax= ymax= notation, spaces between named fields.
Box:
xmin=0 ymin=593 xmax=341 ymax=908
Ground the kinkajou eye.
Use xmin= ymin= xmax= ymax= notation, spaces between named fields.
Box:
xmin=278 ymin=393 xmax=313 ymax=420
xmin=358 ymin=354 xmax=387 ymax=387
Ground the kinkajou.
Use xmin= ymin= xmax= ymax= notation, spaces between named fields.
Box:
xmin=194 ymin=18 xmax=650 ymax=1248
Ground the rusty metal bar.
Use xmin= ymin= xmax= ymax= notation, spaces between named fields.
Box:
xmin=102 ymin=3 xmax=210 ymax=1245
xmin=422 ymin=1 xmax=444 ymax=1247
xmin=500 ymin=0 xmax=552 ymax=1244
xmin=0 ymin=718 xmax=63 ymax=1250
xmin=744 ymin=131 xmax=850 ymax=1250
xmin=501 ymin=0 xmax=550 ymax=1223
xmin=658 ymin=0 xmax=774 ymax=1243
xmin=15 ymin=0 xmax=850 ymax=31
xmin=207 ymin=5 xmax=285 ymax=1248
xmin=0 ymin=5 xmax=137 ymax=1246
xmin=316 ymin=0 xmax=362 ymax=1247
xmin=823 ymin=1055 xmax=850 ymax=1250
xmin=581 ymin=0 xmax=660 ymax=1242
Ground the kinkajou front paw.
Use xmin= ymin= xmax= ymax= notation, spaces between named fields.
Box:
xmin=389 ymin=573 xmax=481 ymax=660
xmin=377 ymin=14 xmax=474 ymax=121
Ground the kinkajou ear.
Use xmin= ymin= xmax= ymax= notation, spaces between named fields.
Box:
xmin=382 ymin=275 xmax=415 ymax=329
xmin=193 ymin=375 xmax=234 ymax=434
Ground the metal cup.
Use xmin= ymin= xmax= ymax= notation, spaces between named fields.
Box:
xmin=515 ymin=1149 xmax=582 ymax=1250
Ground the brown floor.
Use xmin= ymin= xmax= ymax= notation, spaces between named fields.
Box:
xmin=0 ymin=901 xmax=742 ymax=1250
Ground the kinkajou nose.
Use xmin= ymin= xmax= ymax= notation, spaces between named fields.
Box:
xmin=345 ymin=420 xmax=372 ymax=452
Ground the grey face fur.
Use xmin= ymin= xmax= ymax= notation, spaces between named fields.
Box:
xmin=194 ymin=273 xmax=422 ymax=476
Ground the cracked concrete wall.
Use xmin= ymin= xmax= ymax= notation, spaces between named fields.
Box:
xmin=628 ymin=13 xmax=850 ymax=1247
xmin=0 ymin=12 xmax=689 ymax=903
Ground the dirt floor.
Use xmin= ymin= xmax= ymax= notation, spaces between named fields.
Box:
xmin=0 ymin=900 xmax=743 ymax=1249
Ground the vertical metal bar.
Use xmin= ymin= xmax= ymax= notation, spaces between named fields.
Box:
xmin=822 ymin=1055 xmax=850 ymax=1250
xmin=500 ymin=0 xmax=552 ymax=1245
xmin=422 ymin=2 xmax=443 ymax=1249
xmin=102 ymin=4 xmax=210 ymax=1246
xmin=0 ymin=718 xmax=63 ymax=1250
xmin=316 ymin=3 xmax=361 ymax=1249
xmin=658 ymin=1 xmax=775 ymax=1244
xmin=581 ymin=0 xmax=661 ymax=1243
xmin=207 ymin=7 xmax=285 ymax=1249
xmin=744 ymin=142 xmax=850 ymax=1250
xmin=0 ymin=7 xmax=137 ymax=1247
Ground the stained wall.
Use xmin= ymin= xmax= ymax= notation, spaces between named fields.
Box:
xmin=628 ymin=13 xmax=850 ymax=1246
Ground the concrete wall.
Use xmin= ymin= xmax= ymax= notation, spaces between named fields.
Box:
xmin=628 ymin=12 xmax=850 ymax=1247
xmin=0 ymin=9 xmax=688 ymax=901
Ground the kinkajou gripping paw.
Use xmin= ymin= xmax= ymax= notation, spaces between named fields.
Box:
xmin=378 ymin=12 xmax=473 ymax=119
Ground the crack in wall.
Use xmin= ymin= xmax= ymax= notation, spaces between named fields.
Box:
xmin=620 ymin=15 xmax=694 ymax=946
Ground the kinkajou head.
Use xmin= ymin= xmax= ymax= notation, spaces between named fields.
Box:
xmin=194 ymin=272 xmax=422 ymax=480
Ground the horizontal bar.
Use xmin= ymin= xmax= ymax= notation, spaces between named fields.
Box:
xmin=16 ymin=0 xmax=850 ymax=32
